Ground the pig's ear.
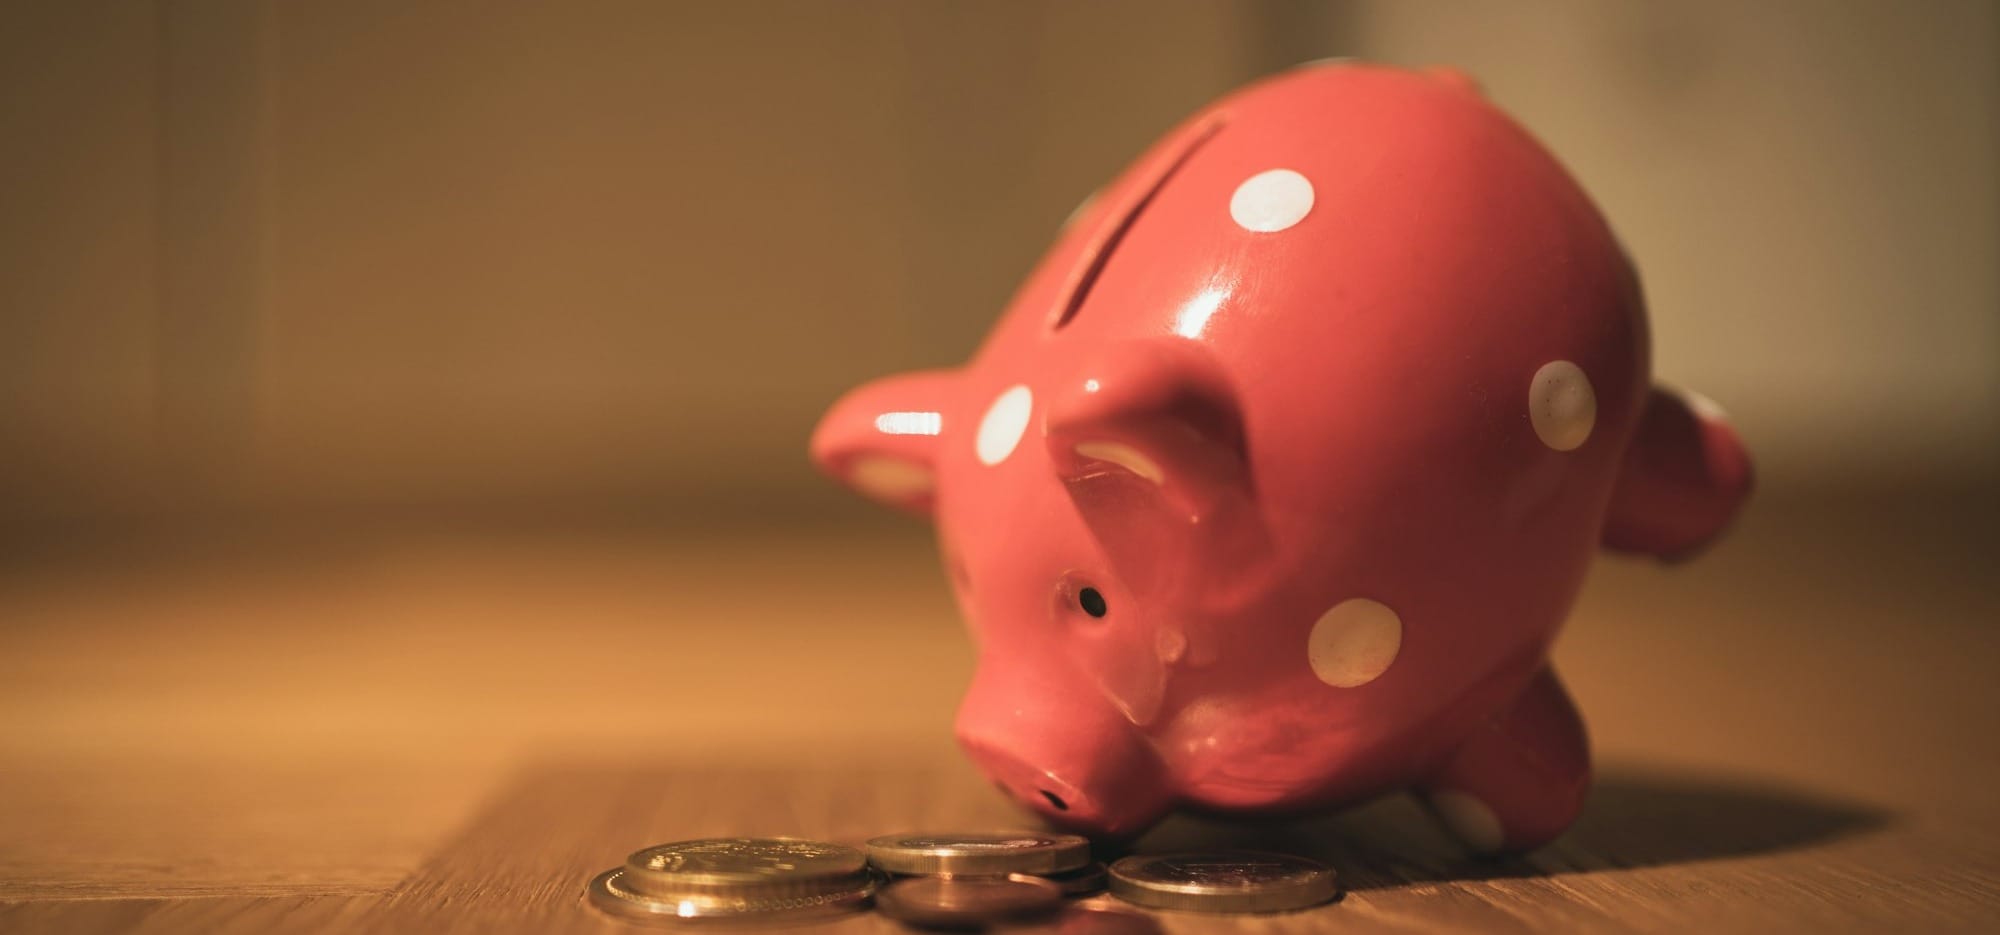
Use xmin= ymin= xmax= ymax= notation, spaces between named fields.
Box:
xmin=811 ymin=369 xmax=958 ymax=516
xmin=1045 ymin=342 xmax=1264 ymax=592
xmin=1602 ymin=387 xmax=1754 ymax=560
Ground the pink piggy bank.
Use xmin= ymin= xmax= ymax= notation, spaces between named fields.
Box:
xmin=812 ymin=64 xmax=1751 ymax=852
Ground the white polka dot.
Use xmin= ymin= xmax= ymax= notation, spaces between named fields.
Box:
xmin=1529 ymin=360 xmax=1596 ymax=451
xmin=1230 ymin=169 xmax=1314 ymax=233
xmin=847 ymin=456 xmax=933 ymax=502
xmin=976 ymin=385 xmax=1034 ymax=466
xmin=1306 ymin=598 xmax=1402 ymax=688
xmin=1429 ymin=790 xmax=1506 ymax=854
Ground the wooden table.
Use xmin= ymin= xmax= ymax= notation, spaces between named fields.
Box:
xmin=2 ymin=489 xmax=1996 ymax=932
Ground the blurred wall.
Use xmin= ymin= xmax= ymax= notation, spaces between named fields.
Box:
xmin=1 ymin=1 xmax=1993 ymax=527
xmin=1352 ymin=0 xmax=1999 ymax=492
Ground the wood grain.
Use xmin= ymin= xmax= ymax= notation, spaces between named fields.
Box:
xmin=1 ymin=489 xmax=1996 ymax=932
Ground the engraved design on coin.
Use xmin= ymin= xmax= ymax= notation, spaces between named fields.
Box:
xmin=865 ymin=830 xmax=1093 ymax=875
xmin=897 ymin=835 xmax=1057 ymax=850
xmin=1144 ymin=854 xmax=1298 ymax=886
xmin=637 ymin=837 xmax=857 ymax=876
xmin=617 ymin=837 xmax=872 ymax=906
xmin=1108 ymin=851 xmax=1338 ymax=913
xmin=590 ymin=838 xmax=877 ymax=924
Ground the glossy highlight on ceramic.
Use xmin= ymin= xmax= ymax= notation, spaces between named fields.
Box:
xmin=812 ymin=63 xmax=1752 ymax=851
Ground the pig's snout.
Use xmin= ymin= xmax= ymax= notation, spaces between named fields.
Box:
xmin=955 ymin=664 xmax=1173 ymax=837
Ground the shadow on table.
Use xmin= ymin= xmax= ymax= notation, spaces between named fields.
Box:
xmin=1128 ymin=762 xmax=1892 ymax=892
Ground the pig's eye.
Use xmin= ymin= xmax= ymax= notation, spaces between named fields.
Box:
xmin=1078 ymin=587 xmax=1108 ymax=618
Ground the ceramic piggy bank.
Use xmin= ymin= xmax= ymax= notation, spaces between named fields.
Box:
xmin=811 ymin=64 xmax=1751 ymax=852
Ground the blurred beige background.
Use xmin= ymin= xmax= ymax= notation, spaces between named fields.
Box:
xmin=3 ymin=0 xmax=1994 ymax=531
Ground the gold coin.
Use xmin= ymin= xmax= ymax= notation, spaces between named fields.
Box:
xmin=621 ymin=837 xmax=867 ymax=899
xmin=1017 ymin=861 xmax=1109 ymax=897
xmin=865 ymin=830 xmax=1092 ymax=876
xmin=586 ymin=867 xmax=875 ymax=924
xmin=1107 ymin=851 xmax=1337 ymax=913
xmin=874 ymin=875 xmax=1063 ymax=928
xmin=885 ymin=862 xmax=1106 ymax=896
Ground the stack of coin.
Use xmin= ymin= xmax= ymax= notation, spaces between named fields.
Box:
xmin=586 ymin=837 xmax=877 ymax=924
xmin=864 ymin=831 xmax=1104 ymax=928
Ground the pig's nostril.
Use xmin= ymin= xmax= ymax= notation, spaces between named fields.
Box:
xmin=1040 ymin=789 xmax=1070 ymax=812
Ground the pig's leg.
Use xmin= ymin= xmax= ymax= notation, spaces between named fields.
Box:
xmin=1415 ymin=667 xmax=1590 ymax=854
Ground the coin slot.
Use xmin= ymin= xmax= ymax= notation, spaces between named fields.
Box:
xmin=1050 ymin=119 xmax=1224 ymax=331
xmin=1040 ymin=790 xmax=1069 ymax=812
